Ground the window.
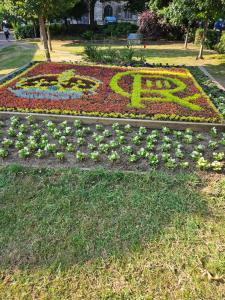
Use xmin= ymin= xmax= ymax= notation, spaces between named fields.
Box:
xmin=124 ymin=10 xmax=132 ymax=19
xmin=104 ymin=5 xmax=113 ymax=17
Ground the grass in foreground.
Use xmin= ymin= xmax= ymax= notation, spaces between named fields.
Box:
xmin=0 ymin=165 xmax=224 ymax=299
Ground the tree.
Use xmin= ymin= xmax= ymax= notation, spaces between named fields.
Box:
xmin=3 ymin=0 xmax=80 ymax=61
xmin=164 ymin=0 xmax=199 ymax=48
xmin=148 ymin=0 xmax=171 ymax=11
xmin=195 ymin=0 xmax=225 ymax=59
xmin=65 ymin=1 xmax=88 ymax=23
xmin=0 ymin=3 xmax=6 ymax=25
xmin=125 ymin=0 xmax=146 ymax=12
xmin=149 ymin=0 xmax=225 ymax=59
xmin=138 ymin=10 xmax=163 ymax=38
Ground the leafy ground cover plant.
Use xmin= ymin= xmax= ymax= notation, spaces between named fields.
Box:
xmin=0 ymin=62 xmax=223 ymax=123
xmin=0 ymin=116 xmax=224 ymax=173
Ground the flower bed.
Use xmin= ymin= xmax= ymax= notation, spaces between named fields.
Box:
xmin=0 ymin=62 xmax=223 ymax=123
xmin=0 ymin=115 xmax=224 ymax=172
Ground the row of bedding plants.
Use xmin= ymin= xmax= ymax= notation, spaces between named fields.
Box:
xmin=0 ymin=116 xmax=225 ymax=172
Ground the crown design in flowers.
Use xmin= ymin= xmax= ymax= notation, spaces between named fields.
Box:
xmin=9 ymin=69 xmax=102 ymax=100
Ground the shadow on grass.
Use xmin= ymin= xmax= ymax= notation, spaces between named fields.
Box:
xmin=0 ymin=43 xmax=38 ymax=75
xmin=0 ymin=165 xmax=209 ymax=269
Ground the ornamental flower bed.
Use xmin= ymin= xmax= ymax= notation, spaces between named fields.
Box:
xmin=0 ymin=115 xmax=225 ymax=172
xmin=0 ymin=62 xmax=223 ymax=123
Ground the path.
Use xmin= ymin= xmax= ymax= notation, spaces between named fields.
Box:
xmin=200 ymin=66 xmax=225 ymax=91
xmin=0 ymin=31 xmax=16 ymax=49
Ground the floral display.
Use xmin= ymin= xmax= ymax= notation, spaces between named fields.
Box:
xmin=9 ymin=69 xmax=102 ymax=100
xmin=0 ymin=115 xmax=224 ymax=172
xmin=0 ymin=62 xmax=223 ymax=123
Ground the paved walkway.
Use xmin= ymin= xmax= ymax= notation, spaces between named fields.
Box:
xmin=0 ymin=31 xmax=15 ymax=48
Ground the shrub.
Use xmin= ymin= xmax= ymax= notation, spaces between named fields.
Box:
xmin=138 ymin=10 xmax=162 ymax=39
xmin=81 ymin=30 xmax=94 ymax=40
xmin=102 ymin=22 xmax=138 ymax=37
xmin=83 ymin=44 xmax=145 ymax=65
xmin=49 ymin=23 xmax=91 ymax=36
xmin=194 ymin=28 xmax=218 ymax=49
xmin=215 ymin=31 xmax=225 ymax=54
xmin=138 ymin=10 xmax=184 ymax=41
xmin=84 ymin=45 xmax=101 ymax=61
xmin=14 ymin=24 xmax=38 ymax=40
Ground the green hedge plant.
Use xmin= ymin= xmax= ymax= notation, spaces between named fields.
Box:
xmin=194 ymin=28 xmax=218 ymax=50
xmin=215 ymin=31 xmax=225 ymax=54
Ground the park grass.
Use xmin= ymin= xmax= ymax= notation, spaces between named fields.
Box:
xmin=1 ymin=41 xmax=225 ymax=87
xmin=0 ymin=165 xmax=224 ymax=299
xmin=0 ymin=43 xmax=42 ymax=77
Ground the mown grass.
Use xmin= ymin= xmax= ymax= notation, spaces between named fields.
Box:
xmin=0 ymin=43 xmax=42 ymax=76
xmin=1 ymin=41 xmax=225 ymax=87
xmin=0 ymin=165 xmax=224 ymax=299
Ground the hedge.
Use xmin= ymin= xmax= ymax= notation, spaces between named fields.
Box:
xmin=194 ymin=28 xmax=218 ymax=50
xmin=215 ymin=31 xmax=225 ymax=54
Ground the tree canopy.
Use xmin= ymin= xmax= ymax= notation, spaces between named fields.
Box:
xmin=3 ymin=0 xmax=80 ymax=19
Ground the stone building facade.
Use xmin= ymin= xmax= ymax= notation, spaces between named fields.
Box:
xmin=94 ymin=1 xmax=138 ymax=25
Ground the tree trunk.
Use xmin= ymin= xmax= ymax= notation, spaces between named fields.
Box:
xmin=39 ymin=23 xmax=43 ymax=44
xmin=46 ymin=23 xmax=53 ymax=52
xmin=184 ymin=24 xmax=190 ymax=49
xmin=197 ymin=18 xmax=209 ymax=60
xmin=88 ymin=0 xmax=96 ymax=28
xmin=33 ymin=20 xmax=37 ymax=38
xmin=64 ymin=18 xmax=69 ymax=29
xmin=39 ymin=16 xmax=51 ymax=62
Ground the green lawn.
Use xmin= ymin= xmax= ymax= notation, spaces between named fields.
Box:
xmin=0 ymin=40 xmax=225 ymax=298
xmin=0 ymin=43 xmax=41 ymax=77
xmin=0 ymin=165 xmax=224 ymax=299
xmin=1 ymin=41 xmax=225 ymax=87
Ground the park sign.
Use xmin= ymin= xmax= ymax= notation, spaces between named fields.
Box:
xmin=0 ymin=62 xmax=222 ymax=123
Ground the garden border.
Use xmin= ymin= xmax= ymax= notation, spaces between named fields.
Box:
xmin=0 ymin=111 xmax=224 ymax=132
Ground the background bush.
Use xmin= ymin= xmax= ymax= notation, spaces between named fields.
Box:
xmin=215 ymin=31 xmax=225 ymax=54
xmin=49 ymin=23 xmax=91 ymax=36
xmin=84 ymin=44 xmax=146 ymax=65
xmin=194 ymin=28 xmax=218 ymax=49
xmin=102 ymin=23 xmax=138 ymax=37
xmin=14 ymin=24 xmax=39 ymax=40
xmin=138 ymin=10 xmax=184 ymax=41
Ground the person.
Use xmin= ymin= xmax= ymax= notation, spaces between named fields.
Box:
xmin=215 ymin=19 xmax=224 ymax=31
xmin=1 ymin=19 xmax=7 ymax=30
xmin=214 ymin=19 xmax=224 ymax=42
xmin=3 ymin=26 xmax=10 ymax=41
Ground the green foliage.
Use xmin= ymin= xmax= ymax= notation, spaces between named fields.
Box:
xmin=3 ymin=0 xmax=80 ymax=19
xmin=84 ymin=44 xmax=145 ymax=65
xmin=84 ymin=44 xmax=100 ymax=61
xmin=215 ymin=31 xmax=225 ymax=54
xmin=194 ymin=28 xmax=218 ymax=49
xmin=14 ymin=24 xmax=37 ymax=39
xmin=196 ymin=0 xmax=225 ymax=20
xmin=164 ymin=0 xmax=198 ymax=29
xmin=149 ymin=0 xmax=171 ymax=11
xmin=102 ymin=23 xmax=138 ymax=37
xmin=81 ymin=30 xmax=94 ymax=40
xmin=49 ymin=23 xmax=89 ymax=36
xmin=126 ymin=0 xmax=146 ymax=12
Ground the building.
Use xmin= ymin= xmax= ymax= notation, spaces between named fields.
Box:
xmin=94 ymin=1 xmax=138 ymax=24
xmin=75 ymin=1 xmax=138 ymax=25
